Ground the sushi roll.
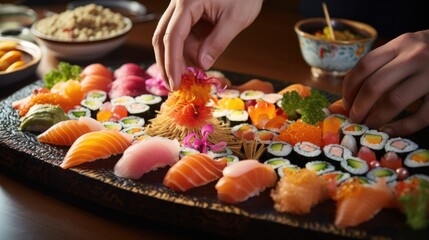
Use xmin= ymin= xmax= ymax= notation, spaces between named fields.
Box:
xmin=212 ymin=107 xmax=231 ymax=122
xmin=266 ymin=141 xmax=293 ymax=158
xmin=217 ymin=89 xmax=240 ymax=99
xmin=256 ymin=130 xmax=278 ymax=144
xmin=327 ymin=114 xmax=349 ymax=127
xmin=102 ymin=121 xmax=122 ymax=131
xmin=323 ymin=144 xmax=352 ymax=168
xmin=340 ymin=134 xmax=358 ymax=156
xmin=208 ymin=147 xmax=233 ymax=158
xmin=80 ymin=99 xmax=103 ymax=118
xmin=119 ymin=116 xmax=145 ymax=128
xmin=121 ymin=126 xmax=145 ymax=138
xmin=305 ymin=160 xmax=335 ymax=175
xmin=292 ymin=141 xmax=322 ymax=166
xmin=111 ymin=96 xmax=135 ymax=106
xmin=67 ymin=107 xmax=91 ymax=120
xmin=320 ymin=171 xmax=351 ymax=185
xmin=231 ymin=123 xmax=257 ymax=142
xmin=135 ymin=94 xmax=163 ymax=114
xmin=217 ymin=154 xmax=239 ymax=165
xmin=341 ymin=123 xmax=368 ymax=137
xmin=86 ymin=90 xmax=107 ymax=102
xmin=341 ymin=156 xmax=369 ymax=175
xmin=384 ymin=137 xmax=419 ymax=158
xmin=125 ymin=102 xmax=150 ymax=118
xmin=277 ymin=164 xmax=300 ymax=178
xmin=262 ymin=93 xmax=283 ymax=104
xmin=179 ymin=146 xmax=200 ymax=159
xmin=360 ymin=129 xmax=389 ymax=151
xmin=366 ymin=167 xmax=398 ymax=183
xmin=226 ymin=109 xmax=249 ymax=126
xmin=264 ymin=157 xmax=290 ymax=169
xmin=404 ymin=149 xmax=429 ymax=174
xmin=239 ymin=90 xmax=265 ymax=101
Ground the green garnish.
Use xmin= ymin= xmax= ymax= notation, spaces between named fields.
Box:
xmin=281 ymin=89 xmax=329 ymax=125
xmin=44 ymin=62 xmax=82 ymax=89
xmin=399 ymin=179 xmax=429 ymax=230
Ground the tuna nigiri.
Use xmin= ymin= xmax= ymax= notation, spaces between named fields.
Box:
xmin=108 ymin=75 xmax=148 ymax=99
xmin=114 ymin=136 xmax=181 ymax=179
xmin=215 ymin=159 xmax=277 ymax=204
xmin=61 ymin=129 xmax=133 ymax=169
xmin=163 ymin=154 xmax=227 ymax=192
xmin=271 ymin=168 xmax=329 ymax=214
xmin=38 ymin=116 xmax=103 ymax=146
xmin=334 ymin=177 xmax=394 ymax=228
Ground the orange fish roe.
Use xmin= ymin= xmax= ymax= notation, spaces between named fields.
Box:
xmin=17 ymin=91 xmax=74 ymax=116
xmin=276 ymin=121 xmax=322 ymax=146
xmin=333 ymin=178 xmax=364 ymax=202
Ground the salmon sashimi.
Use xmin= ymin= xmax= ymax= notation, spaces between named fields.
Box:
xmin=80 ymin=74 xmax=113 ymax=93
xmin=163 ymin=154 xmax=227 ymax=192
xmin=215 ymin=159 xmax=277 ymax=204
xmin=51 ymin=80 xmax=85 ymax=107
xmin=278 ymin=83 xmax=311 ymax=97
xmin=38 ymin=117 xmax=103 ymax=146
xmin=271 ymin=168 xmax=329 ymax=215
xmin=114 ymin=136 xmax=181 ymax=179
xmin=328 ymin=99 xmax=348 ymax=116
xmin=232 ymin=79 xmax=274 ymax=94
xmin=61 ymin=129 xmax=133 ymax=169
xmin=334 ymin=177 xmax=394 ymax=228
xmin=80 ymin=63 xmax=113 ymax=80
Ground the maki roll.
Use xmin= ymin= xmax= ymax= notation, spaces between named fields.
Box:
xmin=179 ymin=147 xmax=200 ymax=159
xmin=125 ymin=102 xmax=150 ymax=118
xmin=292 ymin=141 xmax=322 ymax=166
xmin=135 ymin=94 xmax=163 ymax=113
xmin=212 ymin=107 xmax=231 ymax=122
xmin=239 ymin=90 xmax=265 ymax=101
xmin=341 ymin=134 xmax=358 ymax=156
xmin=256 ymin=130 xmax=278 ymax=144
xmin=320 ymin=171 xmax=351 ymax=185
xmin=67 ymin=107 xmax=91 ymax=120
xmin=264 ymin=157 xmax=291 ymax=169
xmin=341 ymin=123 xmax=368 ymax=137
xmin=341 ymin=156 xmax=369 ymax=175
xmin=226 ymin=109 xmax=249 ymax=126
xmin=121 ymin=126 xmax=145 ymax=138
xmin=267 ymin=141 xmax=293 ymax=158
xmin=111 ymin=96 xmax=135 ymax=106
xmin=384 ymin=137 xmax=419 ymax=158
xmin=208 ymin=147 xmax=233 ymax=158
xmin=277 ymin=164 xmax=300 ymax=178
xmin=262 ymin=93 xmax=283 ymax=104
xmin=217 ymin=89 xmax=240 ymax=99
xmin=360 ymin=129 xmax=389 ymax=151
xmin=86 ymin=90 xmax=107 ymax=102
xmin=80 ymin=99 xmax=103 ymax=118
xmin=102 ymin=121 xmax=122 ymax=131
xmin=231 ymin=123 xmax=257 ymax=142
xmin=323 ymin=144 xmax=352 ymax=168
xmin=119 ymin=116 xmax=145 ymax=128
xmin=217 ymin=155 xmax=239 ymax=165
xmin=404 ymin=149 xmax=429 ymax=174
xmin=305 ymin=160 xmax=335 ymax=175
xmin=366 ymin=167 xmax=398 ymax=183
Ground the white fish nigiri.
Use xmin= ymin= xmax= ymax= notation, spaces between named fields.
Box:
xmin=114 ymin=136 xmax=181 ymax=179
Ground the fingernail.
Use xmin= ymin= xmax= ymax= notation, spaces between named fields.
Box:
xmin=201 ymin=54 xmax=214 ymax=70
xmin=381 ymin=126 xmax=394 ymax=136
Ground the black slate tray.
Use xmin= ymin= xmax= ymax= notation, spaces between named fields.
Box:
xmin=0 ymin=72 xmax=428 ymax=240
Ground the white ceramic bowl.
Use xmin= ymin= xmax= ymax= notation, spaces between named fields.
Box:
xmin=0 ymin=36 xmax=42 ymax=86
xmin=30 ymin=16 xmax=132 ymax=61
xmin=295 ymin=18 xmax=377 ymax=77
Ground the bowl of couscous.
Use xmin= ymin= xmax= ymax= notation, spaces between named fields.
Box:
xmin=30 ymin=3 xmax=132 ymax=61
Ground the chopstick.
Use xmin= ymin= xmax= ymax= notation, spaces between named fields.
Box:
xmin=322 ymin=2 xmax=336 ymax=40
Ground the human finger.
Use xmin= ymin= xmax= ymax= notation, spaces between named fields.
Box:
xmin=183 ymin=19 xmax=214 ymax=67
xmin=381 ymin=95 xmax=429 ymax=137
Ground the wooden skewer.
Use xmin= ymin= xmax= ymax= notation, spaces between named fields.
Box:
xmin=322 ymin=2 xmax=336 ymax=40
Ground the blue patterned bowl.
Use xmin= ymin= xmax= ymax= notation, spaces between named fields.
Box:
xmin=295 ymin=18 xmax=377 ymax=77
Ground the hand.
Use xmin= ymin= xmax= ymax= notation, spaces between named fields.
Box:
xmin=152 ymin=0 xmax=264 ymax=90
xmin=342 ymin=30 xmax=429 ymax=136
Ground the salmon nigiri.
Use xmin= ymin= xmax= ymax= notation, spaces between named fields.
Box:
xmin=38 ymin=117 xmax=103 ymax=146
xmin=61 ymin=129 xmax=133 ymax=169
xmin=114 ymin=136 xmax=181 ymax=179
xmin=215 ymin=159 xmax=277 ymax=204
xmin=271 ymin=168 xmax=329 ymax=215
xmin=334 ymin=177 xmax=394 ymax=228
xmin=163 ymin=154 xmax=227 ymax=192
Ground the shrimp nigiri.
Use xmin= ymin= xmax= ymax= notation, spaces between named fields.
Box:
xmin=215 ymin=159 xmax=277 ymax=204
xmin=163 ymin=154 xmax=227 ymax=192
xmin=61 ymin=129 xmax=133 ymax=169
xmin=38 ymin=117 xmax=103 ymax=146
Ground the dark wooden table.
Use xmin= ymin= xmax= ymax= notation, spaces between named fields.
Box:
xmin=0 ymin=1 xmax=387 ymax=239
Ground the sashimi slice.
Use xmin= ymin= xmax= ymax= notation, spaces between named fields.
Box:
xmin=232 ymin=79 xmax=274 ymax=94
xmin=114 ymin=137 xmax=181 ymax=179
xmin=80 ymin=74 xmax=113 ymax=93
xmin=278 ymin=83 xmax=311 ymax=97
xmin=328 ymin=99 xmax=348 ymax=116
xmin=80 ymin=63 xmax=113 ymax=80
xmin=271 ymin=168 xmax=329 ymax=214
xmin=215 ymin=160 xmax=277 ymax=203
xmin=108 ymin=75 xmax=148 ymax=99
xmin=38 ymin=117 xmax=103 ymax=146
xmin=163 ymin=154 xmax=227 ymax=192
xmin=61 ymin=129 xmax=133 ymax=169
xmin=334 ymin=178 xmax=394 ymax=228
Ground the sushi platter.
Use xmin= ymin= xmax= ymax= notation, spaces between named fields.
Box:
xmin=0 ymin=62 xmax=428 ymax=240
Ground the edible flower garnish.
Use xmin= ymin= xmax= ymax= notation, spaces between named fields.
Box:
xmin=183 ymin=124 xmax=227 ymax=153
